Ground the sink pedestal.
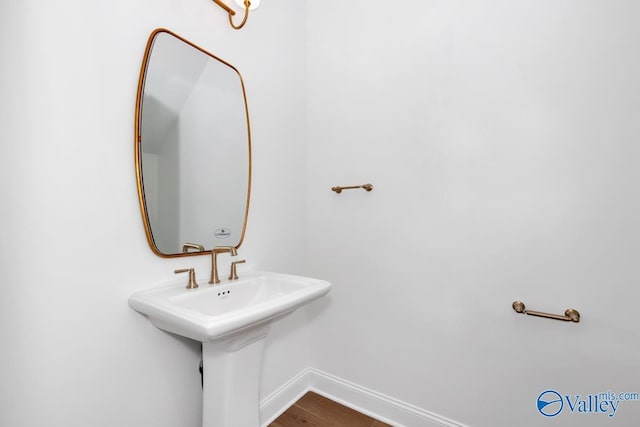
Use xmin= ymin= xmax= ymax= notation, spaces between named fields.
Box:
xmin=202 ymin=324 xmax=270 ymax=427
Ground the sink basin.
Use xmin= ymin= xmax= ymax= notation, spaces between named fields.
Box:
xmin=129 ymin=270 xmax=331 ymax=427
xmin=128 ymin=271 xmax=331 ymax=342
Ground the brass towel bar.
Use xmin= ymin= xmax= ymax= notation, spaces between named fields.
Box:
xmin=512 ymin=301 xmax=580 ymax=323
xmin=331 ymin=184 xmax=373 ymax=194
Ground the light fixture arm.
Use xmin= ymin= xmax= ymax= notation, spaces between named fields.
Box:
xmin=212 ymin=0 xmax=251 ymax=30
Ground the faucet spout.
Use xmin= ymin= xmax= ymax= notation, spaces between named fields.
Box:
xmin=210 ymin=246 xmax=238 ymax=284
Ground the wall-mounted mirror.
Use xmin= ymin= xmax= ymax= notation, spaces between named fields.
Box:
xmin=135 ymin=28 xmax=251 ymax=257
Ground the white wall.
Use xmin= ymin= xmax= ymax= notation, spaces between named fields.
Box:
xmin=0 ymin=1 xmax=309 ymax=426
xmin=306 ymin=1 xmax=640 ymax=426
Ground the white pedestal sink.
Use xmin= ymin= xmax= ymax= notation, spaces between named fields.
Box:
xmin=128 ymin=271 xmax=331 ymax=427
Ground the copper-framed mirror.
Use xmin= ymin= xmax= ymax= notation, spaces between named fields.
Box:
xmin=135 ymin=28 xmax=251 ymax=257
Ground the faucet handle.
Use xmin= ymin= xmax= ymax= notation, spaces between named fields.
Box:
xmin=175 ymin=268 xmax=199 ymax=289
xmin=228 ymin=260 xmax=246 ymax=281
xmin=182 ymin=243 xmax=205 ymax=253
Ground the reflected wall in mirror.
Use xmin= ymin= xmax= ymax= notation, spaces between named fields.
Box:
xmin=135 ymin=28 xmax=251 ymax=257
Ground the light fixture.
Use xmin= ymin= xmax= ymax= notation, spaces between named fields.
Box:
xmin=212 ymin=0 xmax=261 ymax=30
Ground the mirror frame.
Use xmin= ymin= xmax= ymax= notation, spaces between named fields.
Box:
xmin=134 ymin=28 xmax=252 ymax=258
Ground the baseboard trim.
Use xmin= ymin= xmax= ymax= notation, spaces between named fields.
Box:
xmin=260 ymin=367 xmax=468 ymax=427
xmin=259 ymin=368 xmax=312 ymax=426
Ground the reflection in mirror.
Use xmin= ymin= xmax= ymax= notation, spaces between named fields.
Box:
xmin=135 ymin=29 xmax=251 ymax=257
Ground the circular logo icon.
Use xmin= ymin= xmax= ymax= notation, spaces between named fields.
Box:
xmin=214 ymin=228 xmax=232 ymax=239
xmin=537 ymin=390 xmax=563 ymax=417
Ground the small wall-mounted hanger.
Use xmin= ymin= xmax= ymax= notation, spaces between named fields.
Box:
xmin=512 ymin=300 xmax=580 ymax=323
xmin=331 ymin=183 xmax=373 ymax=194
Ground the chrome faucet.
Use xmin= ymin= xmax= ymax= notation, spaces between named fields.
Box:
xmin=210 ymin=246 xmax=237 ymax=284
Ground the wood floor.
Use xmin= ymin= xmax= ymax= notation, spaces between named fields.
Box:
xmin=269 ymin=392 xmax=392 ymax=427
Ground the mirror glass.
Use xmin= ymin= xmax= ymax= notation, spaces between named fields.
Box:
xmin=135 ymin=29 xmax=251 ymax=257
